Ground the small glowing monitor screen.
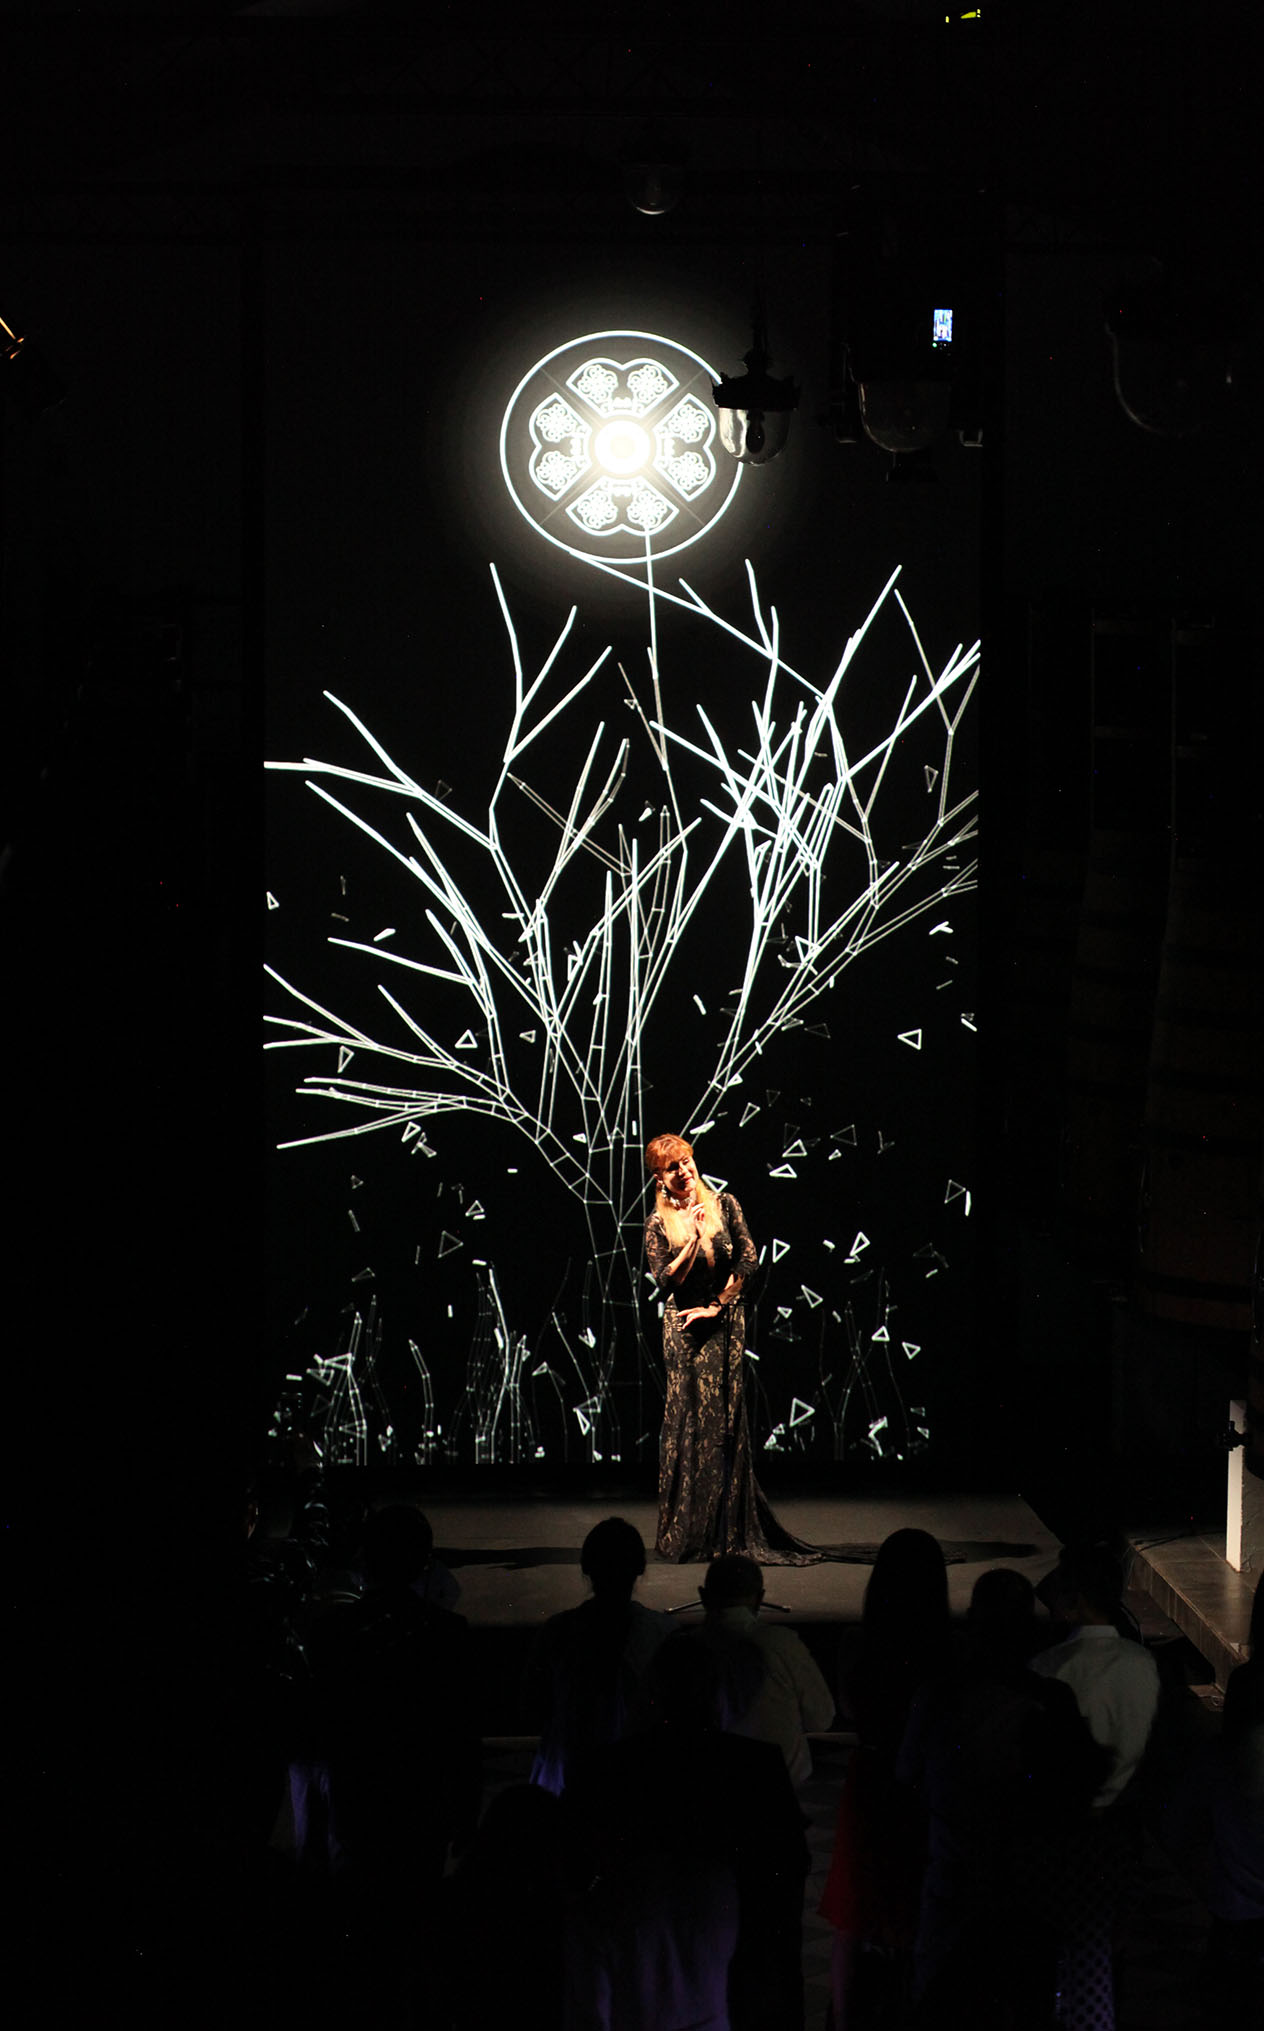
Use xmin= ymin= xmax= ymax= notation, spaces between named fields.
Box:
xmin=932 ymin=308 xmax=953 ymax=348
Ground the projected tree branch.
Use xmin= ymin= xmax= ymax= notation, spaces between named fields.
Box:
xmin=266 ymin=559 xmax=978 ymax=1464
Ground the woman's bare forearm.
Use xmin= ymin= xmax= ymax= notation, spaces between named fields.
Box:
xmin=664 ymin=1234 xmax=700 ymax=1282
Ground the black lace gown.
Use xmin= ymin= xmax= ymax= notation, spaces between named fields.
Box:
xmin=645 ymin=1192 xmax=819 ymax=1565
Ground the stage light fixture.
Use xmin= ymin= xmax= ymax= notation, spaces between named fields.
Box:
xmin=621 ymin=125 xmax=685 ymax=216
xmin=1105 ymin=276 xmax=1243 ymax=439
xmin=858 ymin=379 xmax=951 ymax=457
xmin=713 ymin=346 xmax=799 ymax=467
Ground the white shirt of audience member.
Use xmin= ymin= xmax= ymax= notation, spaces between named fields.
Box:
xmin=1031 ymin=1620 xmax=1160 ymax=1808
xmin=705 ymin=1600 xmax=836 ymax=1788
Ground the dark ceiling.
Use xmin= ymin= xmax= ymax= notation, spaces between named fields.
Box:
xmin=1 ymin=1 xmax=1251 ymax=244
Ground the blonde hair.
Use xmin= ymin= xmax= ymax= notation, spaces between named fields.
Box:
xmin=645 ymin=1133 xmax=724 ymax=1257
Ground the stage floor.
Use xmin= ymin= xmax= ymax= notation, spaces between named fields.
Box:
xmin=427 ymin=1490 xmax=1060 ymax=1629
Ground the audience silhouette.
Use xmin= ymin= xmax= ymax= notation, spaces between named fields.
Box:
xmin=898 ymin=1566 xmax=1110 ymax=2027
xmin=698 ymin=1553 xmax=836 ymax=1787
xmin=308 ymin=1503 xmax=480 ymax=1877
xmin=203 ymin=1489 xmax=1244 ymax=2031
xmin=1027 ymin=1540 xmax=1162 ymax=2031
xmin=305 ymin=1502 xmax=480 ymax=2028
xmin=230 ymin=1435 xmax=330 ymax=1848
xmin=564 ymin=1625 xmax=810 ymax=2030
xmin=439 ymin=1784 xmax=568 ymax=2029
xmin=819 ymin=1528 xmax=954 ymax=2028
xmin=527 ymin=1515 xmax=669 ymax=1795
xmin=211 ymin=1438 xmax=334 ymax=2028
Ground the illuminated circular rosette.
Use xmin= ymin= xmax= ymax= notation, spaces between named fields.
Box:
xmin=501 ymin=330 xmax=742 ymax=566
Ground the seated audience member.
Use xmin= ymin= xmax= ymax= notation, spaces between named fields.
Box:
xmin=898 ymin=1567 xmax=1109 ymax=2026
xmin=297 ymin=1483 xmax=370 ymax=1634
xmin=204 ymin=1437 xmax=333 ymax=2028
xmin=361 ymin=1475 xmax=462 ymax=1609
xmin=225 ymin=1434 xmax=330 ymax=1849
xmin=528 ymin=1515 xmax=669 ymax=1794
xmin=1031 ymin=1541 xmax=1160 ymax=1809
xmin=307 ymin=1504 xmax=481 ymax=2027
xmin=819 ymin=1528 xmax=953 ymax=2029
xmin=440 ymin=1785 xmax=568 ymax=2031
xmin=310 ymin=1504 xmax=481 ymax=1881
xmin=698 ymin=1554 xmax=835 ymax=1788
xmin=412 ymin=1546 xmax=461 ymax=1611
xmin=564 ymin=1627 xmax=810 ymax=2031
xmin=1027 ymin=1542 xmax=1162 ymax=2031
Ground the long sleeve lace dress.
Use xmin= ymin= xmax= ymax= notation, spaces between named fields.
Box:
xmin=645 ymin=1192 xmax=818 ymax=1565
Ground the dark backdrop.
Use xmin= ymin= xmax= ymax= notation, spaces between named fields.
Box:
xmin=5 ymin=2 xmax=1257 ymax=1535
xmin=260 ymin=232 xmax=981 ymax=1475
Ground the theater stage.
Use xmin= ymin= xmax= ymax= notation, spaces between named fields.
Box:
xmin=410 ymin=1488 xmax=1243 ymax=1735
xmin=425 ymin=1490 xmax=1060 ymax=1629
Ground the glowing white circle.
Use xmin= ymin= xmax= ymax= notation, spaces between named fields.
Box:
xmin=499 ymin=329 xmax=742 ymax=568
xmin=593 ymin=419 xmax=652 ymax=475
